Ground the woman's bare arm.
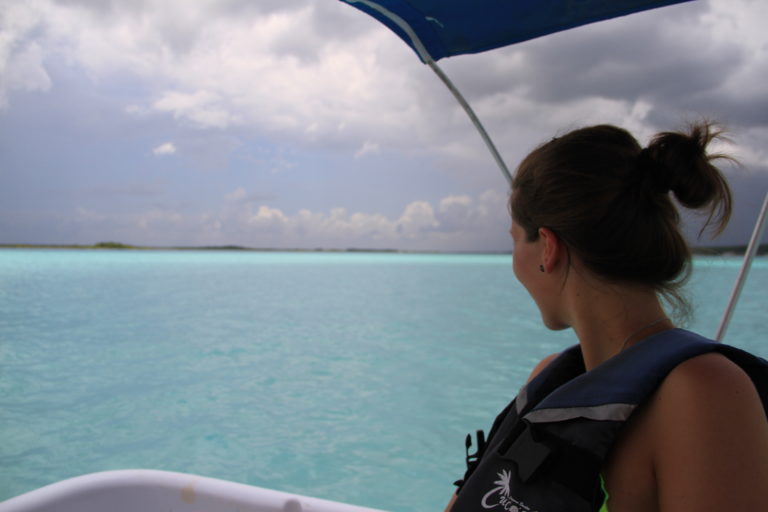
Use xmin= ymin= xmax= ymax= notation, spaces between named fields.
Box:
xmin=653 ymin=353 xmax=768 ymax=510
xmin=444 ymin=493 xmax=457 ymax=512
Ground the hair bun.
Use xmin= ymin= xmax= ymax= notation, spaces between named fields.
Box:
xmin=636 ymin=146 xmax=672 ymax=193
xmin=646 ymin=122 xmax=733 ymax=234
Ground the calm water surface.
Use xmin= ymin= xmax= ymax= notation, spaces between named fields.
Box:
xmin=0 ymin=250 xmax=765 ymax=511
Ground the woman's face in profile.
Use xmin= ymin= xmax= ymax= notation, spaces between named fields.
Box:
xmin=511 ymin=220 xmax=542 ymax=302
xmin=510 ymin=220 xmax=568 ymax=331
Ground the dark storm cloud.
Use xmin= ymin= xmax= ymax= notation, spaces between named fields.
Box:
xmin=1 ymin=0 xmax=764 ymax=250
xmin=723 ymin=168 xmax=768 ymax=244
xmin=523 ymin=28 xmax=739 ymax=104
xmin=442 ymin=1 xmax=765 ymax=133
xmin=672 ymin=87 xmax=768 ymax=129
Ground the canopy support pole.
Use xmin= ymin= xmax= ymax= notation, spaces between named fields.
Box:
xmin=341 ymin=2 xmax=512 ymax=185
xmin=426 ymin=60 xmax=513 ymax=186
xmin=715 ymin=191 xmax=768 ymax=341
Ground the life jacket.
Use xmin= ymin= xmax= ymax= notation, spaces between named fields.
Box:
xmin=451 ymin=329 xmax=768 ymax=512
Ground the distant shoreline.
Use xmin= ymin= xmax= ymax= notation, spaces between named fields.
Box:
xmin=0 ymin=242 xmax=451 ymax=254
xmin=693 ymin=245 xmax=768 ymax=256
xmin=1 ymin=242 xmax=766 ymax=256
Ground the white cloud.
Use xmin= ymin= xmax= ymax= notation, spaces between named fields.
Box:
xmin=437 ymin=195 xmax=475 ymax=232
xmin=59 ymin=190 xmax=510 ymax=250
xmin=226 ymin=187 xmax=247 ymax=202
xmin=3 ymin=41 xmax=50 ymax=92
xmin=354 ymin=141 xmax=380 ymax=159
xmin=0 ymin=3 xmax=52 ymax=107
xmin=247 ymin=205 xmax=289 ymax=234
xmin=153 ymin=90 xmax=241 ymax=129
xmin=0 ymin=0 xmax=429 ymax=151
xmin=216 ymin=191 xmax=507 ymax=250
xmin=734 ymin=126 xmax=768 ymax=169
xmin=396 ymin=201 xmax=438 ymax=237
xmin=1 ymin=0 xmax=765 ymax=250
xmin=4 ymin=0 xmax=765 ymax=169
xmin=153 ymin=142 xmax=177 ymax=155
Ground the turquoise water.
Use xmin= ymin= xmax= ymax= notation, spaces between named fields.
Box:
xmin=0 ymin=250 xmax=765 ymax=511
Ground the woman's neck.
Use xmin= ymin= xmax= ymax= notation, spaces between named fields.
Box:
xmin=565 ymin=279 xmax=673 ymax=370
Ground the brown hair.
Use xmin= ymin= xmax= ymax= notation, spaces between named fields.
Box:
xmin=510 ymin=121 xmax=732 ymax=315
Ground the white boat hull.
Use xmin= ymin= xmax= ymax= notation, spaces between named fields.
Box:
xmin=0 ymin=470 xmax=388 ymax=512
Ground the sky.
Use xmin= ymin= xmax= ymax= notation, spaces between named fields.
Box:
xmin=1 ymin=0 xmax=766 ymax=252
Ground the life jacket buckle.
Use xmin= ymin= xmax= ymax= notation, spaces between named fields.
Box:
xmin=464 ymin=429 xmax=486 ymax=469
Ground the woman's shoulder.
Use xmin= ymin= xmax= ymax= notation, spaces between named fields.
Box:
xmin=646 ymin=351 xmax=768 ymax=509
xmin=526 ymin=352 xmax=560 ymax=383
xmin=651 ymin=350 xmax=765 ymax=443
xmin=605 ymin=350 xmax=768 ymax=510
xmin=660 ymin=350 xmax=761 ymax=409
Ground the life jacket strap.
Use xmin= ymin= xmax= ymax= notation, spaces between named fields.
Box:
xmin=501 ymin=421 xmax=605 ymax=506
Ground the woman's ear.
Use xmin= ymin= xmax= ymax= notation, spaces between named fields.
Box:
xmin=538 ymin=227 xmax=563 ymax=272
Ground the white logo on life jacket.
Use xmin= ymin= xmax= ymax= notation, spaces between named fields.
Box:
xmin=480 ymin=469 xmax=537 ymax=512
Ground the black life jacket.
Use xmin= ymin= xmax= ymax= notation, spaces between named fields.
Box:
xmin=451 ymin=329 xmax=768 ymax=512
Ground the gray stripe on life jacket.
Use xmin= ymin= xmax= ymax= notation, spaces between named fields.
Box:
xmin=524 ymin=402 xmax=636 ymax=423
xmin=515 ymin=384 xmax=529 ymax=414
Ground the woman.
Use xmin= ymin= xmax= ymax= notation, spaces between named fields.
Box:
xmin=446 ymin=122 xmax=768 ymax=511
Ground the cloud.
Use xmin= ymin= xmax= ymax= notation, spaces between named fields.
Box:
xmin=224 ymin=187 xmax=276 ymax=206
xmin=0 ymin=4 xmax=52 ymax=108
xmin=432 ymin=0 xmax=768 ymax=170
xmin=232 ymin=189 xmax=509 ymax=250
xmin=0 ymin=0 xmax=764 ymax=251
xmin=34 ymin=190 xmax=510 ymax=250
xmin=4 ymin=0 xmax=765 ymax=165
xmin=394 ymin=201 xmax=436 ymax=236
xmin=153 ymin=142 xmax=177 ymax=155
xmin=437 ymin=195 xmax=476 ymax=232
xmin=354 ymin=141 xmax=380 ymax=159
xmin=0 ymin=0 xmax=428 ymax=152
xmin=153 ymin=91 xmax=241 ymax=129
xmin=230 ymin=191 xmax=508 ymax=251
xmin=226 ymin=187 xmax=247 ymax=202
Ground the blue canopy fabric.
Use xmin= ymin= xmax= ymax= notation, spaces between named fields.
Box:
xmin=341 ymin=0 xmax=695 ymax=63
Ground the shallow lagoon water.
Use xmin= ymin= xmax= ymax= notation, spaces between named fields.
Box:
xmin=0 ymin=250 xmax=765 ymax=511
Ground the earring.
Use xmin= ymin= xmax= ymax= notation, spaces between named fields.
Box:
xmin=539 ymin=264 xmax=545 ymax=272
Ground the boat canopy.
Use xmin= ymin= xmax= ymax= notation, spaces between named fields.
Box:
xmin=340 ymin=0 xmax=694 ymax=63
xmin=340 ymin=0 xmax=766 ymax=341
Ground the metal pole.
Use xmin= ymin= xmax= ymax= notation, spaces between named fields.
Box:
xmin=715 ymin=191 xmax=768 ymax=341
xmin=342 ymin=1 xmax=513 ymax=186
xmin=426 ymin=61 xmax=513 ymax=187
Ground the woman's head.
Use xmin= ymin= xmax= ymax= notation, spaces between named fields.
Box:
xmin=509 ymin=121 xmax=732 ymax=315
